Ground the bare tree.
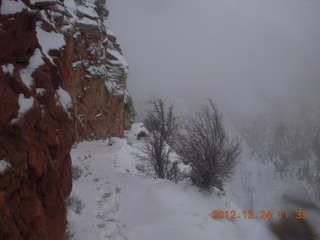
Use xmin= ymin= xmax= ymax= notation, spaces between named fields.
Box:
xmin=134 ymin=99 xmax=183 ymax=181
xmin=177 ymin=99 xmax=240 ymax=191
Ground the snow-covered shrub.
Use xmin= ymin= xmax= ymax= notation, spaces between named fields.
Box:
xmin=177 ymin=99 xmax=240 ymax=191
xmin=66 ymin=195 xmax=85 ymax=214
xmin=143 ymin=99 xmax=179 ymax=139
xmin=135 ymin=131 xmax=185 ymax=182
xmin=72 ymin=165 xmax=83 ymax=180
xmin=134 ymin=99 xmax=183 ymax=182
xmin=137 ymin=131 xmax=147 ymax=140
xmin=65 ymin=222 xmax=74 ymax=240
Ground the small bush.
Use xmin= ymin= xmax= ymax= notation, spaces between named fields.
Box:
xmin=134 ymin=99 xmax=181 ymax=181
xmin=72 ymin=166 xmax=83 ymax=180
xmin=137 ymin=131 xmax=147 ymax=140
xmin=66 ymin=195 xmax=85 ymax=214
xmin=177 ymin=99 xmax=240 ymax=191
xmin=65 ymin=222 xmax=74 ymax=240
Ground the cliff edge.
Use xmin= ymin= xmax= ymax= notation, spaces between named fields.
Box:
xmin=0 ymin=0 xmax=133 ymax=239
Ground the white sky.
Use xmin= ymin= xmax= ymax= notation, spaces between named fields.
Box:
xmin=107 ymin=0 xmax=320 ymax=120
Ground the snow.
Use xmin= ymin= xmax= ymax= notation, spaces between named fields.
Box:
xmin=105 ymin=81 xmax=125 ymax=96
xmin=86 ymin=65 xmax=108 ymax=78
xmin=60 ymin=0 xmax=78 ymax=26
xmin=95 ymin=113 xmax=102 ymax=118
xmin=2 ymin=64 xmax=14 ymax=75
xmin=11 ymin=94 xmax=35 ymax=123
xmin=0 ymin=0 xmax=28 ymax=15
xmin=36 ymin=88 xmax=46 ymax=95
xmin=36 ymin=22 xmax=65 ymax=64
xmin=0 ymin=160 xmax=11 ymax=172
xmin=20 ymin=49 xmax=45 ymax=89
xmin=77 ymin=4 xmax=99 ymax=19
xmin=107 ymin=29 xmax=116 ymax=37
xmin=68 ymin=123 xmax=279 ymax=240
xmin=123 ymin=90 xmax=130 ymax=104
xmin=19 ymin=94 xmax=34 ymax=114
xmin=107 ymin=48 xmax=129 ymax=70
xmin=77 ymin=17 xmax=99 ymax=26
xmin=64 ymin=0 xmax=76 ymax=10
xmin=72 ymin=61 xmax=82 ymax=69
xmin=56 ymin=87 xmax=72 ymax=112
xmin=225 ymin=138 xmax=319 ymax=215
xmin=39 ymin=10 xmax=55 ymax=29
xmin=18 ymin=94 xmax=35 ymax=115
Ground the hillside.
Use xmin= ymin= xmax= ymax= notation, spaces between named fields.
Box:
xmin=68 ymin=123 xmax=278 ymax=240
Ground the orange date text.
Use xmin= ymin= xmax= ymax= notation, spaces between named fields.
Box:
xmin=211 ymin=210 xmax=308 ymax=220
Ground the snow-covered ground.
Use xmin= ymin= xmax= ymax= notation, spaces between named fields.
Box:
xmin=67 ymin=123 xmax=278 ymax=240
xmin=226 ymin=140 xmax=319 ymax=214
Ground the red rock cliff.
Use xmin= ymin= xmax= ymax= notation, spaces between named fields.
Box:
xmin=59 ymin=1 xmax=134 ymax=140
xmin=0 ymin=0 xmax=132 ymax=239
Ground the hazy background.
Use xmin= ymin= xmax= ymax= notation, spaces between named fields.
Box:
xmin=107 ymin=0 xmax=320 ymax=122
xmin=106 ymin=0 xmax=320 ymax=211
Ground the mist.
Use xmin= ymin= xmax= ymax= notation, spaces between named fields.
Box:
xmin=106 ymin=0 xmax=320 ymax=212
xmin=107 ymin=0 xmax=320 ymax=122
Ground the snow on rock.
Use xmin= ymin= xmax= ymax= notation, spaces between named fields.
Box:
xmin=86 ymin=65 xmax=108 ymax=78
xmin=36 ymin=22 xmax=65 ymax=64
xmin=56 ymin=87 xmax=72 ymax=112
xmin=18 ymin=93 xmax=34 ymax=116
xmin=11 ymin=94 xmax=35 ymax=123
xmin=107 ymin=28 xmax=116 ymax=37
xmin=77 ymin=17 xmax=99 ymax=27
xmin=19 ymin=48 xmax=45 ymax=89
xmin=0 ymin=0 xmax=28 ymax=15
xmin=36 ymin=88 xmax=46 ymax=95
xmin=1 ymin=64 xmax=14 ymax=75
xmin=18 ymin=94 xmax=35 ymax=116
xmin=123 ymin=90 xmax=130 ymax=104
xmin=95 ymin=113 xmax=102 ymax=118
xmin=105 ymin=80 xmax=125 ymax=96
xmin=68 ymin=123 xmax=278 ymax=240
xmin=64 ymin=0 xmax=77 ymax=9
xmin=76 ymin=4 xmax=99 ymax=19
xmin=48 ymin=0 xmax=133 ymax=140
xmin=39 ymin=10 xmax=54 ymax=28
xmin=0 ymin=160 xmax=11 ymax=172
xmin=103 ymin=36 xmax=129 ymax=97
xmin=72 ymin=61 xmax=83 ymax=69
xmin=107 ymin=49 xmax=129 ymax=71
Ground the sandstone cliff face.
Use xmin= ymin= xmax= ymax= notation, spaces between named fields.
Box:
xmin=0 ymin=2 xmax=73 ymax=239
xmin=0 ymin=0 xmax=132 ymax=239
xmin=55 ymin=1 xmax=133 ymax=140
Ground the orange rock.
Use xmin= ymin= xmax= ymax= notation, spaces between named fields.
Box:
xmin=0 ymin=1 xmax=133 ymax=239
xmin=0 ymin=4 xmax=73 ymax=240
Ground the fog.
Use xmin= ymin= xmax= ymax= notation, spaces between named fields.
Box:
xmin=106 ymin=0 xmax=320 ymax=212
xmin=107 ymin=0 xmax=320 ymax=122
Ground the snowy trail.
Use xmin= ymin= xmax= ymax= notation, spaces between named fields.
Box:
xmin=68 ymin=142 xmax=128 ymax=240
xmin=67 ymin=124 xmax=278 ymax=240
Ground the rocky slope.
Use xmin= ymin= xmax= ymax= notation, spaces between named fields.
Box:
xmin=56 ymin=0 xmax=133 ymax=140
xmin=0 ymin=0 xmax=132 ymax=239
